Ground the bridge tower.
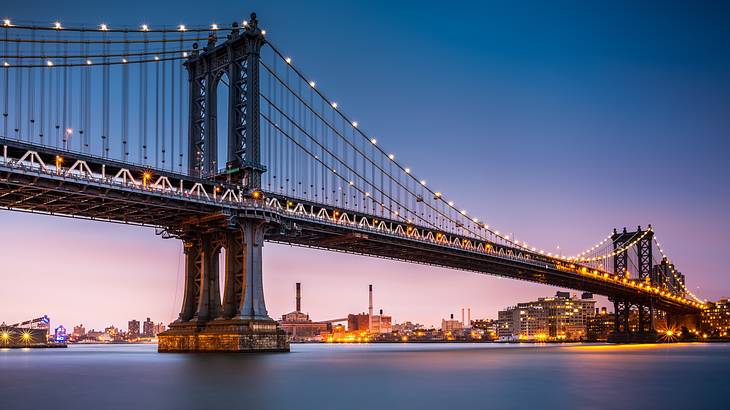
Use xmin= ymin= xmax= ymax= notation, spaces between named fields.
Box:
xmin=158 ymin=14 xmax=288 ymax=353
xmin=609 ymin=226 xmax=657 ymax=342
xmin=186 ymin=14 xmax=265 ymax=190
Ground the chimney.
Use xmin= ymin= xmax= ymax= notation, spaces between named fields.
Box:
xmin=461 ymin=308 xmax=465 ymax=326
xmin=467 ymin=308 xmax=471 ymax=327
xmin=368 ymin=285 xmax=373 ymax=331
xmin=296 ymin=283 xmax=301 ymax=312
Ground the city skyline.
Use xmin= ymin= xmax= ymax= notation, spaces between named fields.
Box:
xmin=2 ymin=0 xmax=729 ymax=330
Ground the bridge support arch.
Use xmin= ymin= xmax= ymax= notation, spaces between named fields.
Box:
xmin=158 ymin=218 xmax=289 ymax=353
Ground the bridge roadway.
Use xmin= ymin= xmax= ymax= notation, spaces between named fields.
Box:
xmin=0 ymin=137 xmax=701 ymax=315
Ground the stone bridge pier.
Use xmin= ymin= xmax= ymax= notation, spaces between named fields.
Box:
xmin=158 ymin=217 xmax=289 ymax=352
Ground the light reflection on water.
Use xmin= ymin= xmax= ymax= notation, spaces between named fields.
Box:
xmin=0 ymin=343 xmax=727 ymax=410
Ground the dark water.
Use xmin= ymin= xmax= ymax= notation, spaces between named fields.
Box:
xmin=1 ymin=343 xmax=728 ymax=409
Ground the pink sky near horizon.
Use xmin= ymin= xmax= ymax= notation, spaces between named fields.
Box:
xmin=1 ymin=211 xmax=612 ymax=331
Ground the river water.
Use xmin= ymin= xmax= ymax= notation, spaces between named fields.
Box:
xmin=1 ymin=343 xmax=727 ymax=409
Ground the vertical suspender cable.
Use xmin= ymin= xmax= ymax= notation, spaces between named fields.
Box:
xmin=155 ymin=46 xmax=160 ymax=168
xmin=78 ymin=30 xmax=85 ymax=151
xmin=28 ymin=30 xmax=35 ymax=141
xmin=122 ymin=32 xmax=129 ymax=160
xmin=14 ymin=40 xmax=21 ymax=139
xmin=62 ymin=40 xmax=68 ymax=148
xmin=282 ymin=60 xmax=294 ymax=195
xmin=141 ymin=31 xmax=148 ymax=162
xmin=84 ymin=39 xmax=91 ymax=152
xmin=68 ymin=39 xmax=74 ymax=149
xmin=39 ymin=39 xmax=45 ymax=143
xmin=2 ymin=26 xmax=7 ymax=138
xmin=102 ymin=31 xmax=109 ymax=157
xmin=170 ymin=38 xmax=175 ymax=170
xmin=55 ymin=30 xmax=60 ymax=146
xmin=161 ymin=32 xmax=167 ymax=166
xmin=178 ymin=34 xmax=184 ymax=171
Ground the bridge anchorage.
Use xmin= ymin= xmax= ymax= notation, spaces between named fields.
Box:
xmin=0 ymin=13 xmax=706 ymax=352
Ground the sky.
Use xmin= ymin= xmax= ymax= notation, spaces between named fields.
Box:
xmin=1 ymin=0 xmax=729 ymax=330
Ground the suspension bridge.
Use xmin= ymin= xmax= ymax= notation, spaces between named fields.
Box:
xmin=0 ymin=14 xmax=705 ymax=352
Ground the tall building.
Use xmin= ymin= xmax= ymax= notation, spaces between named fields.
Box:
xmin=701 ymin=298 xmax=730 ymax=337
xmin=497 ymin=291 xmax=596 ymax=341
xmin=128 ymin=320 xmax=140 ymax=338
xmin=142 ymin=318 xmax=154 ymax=338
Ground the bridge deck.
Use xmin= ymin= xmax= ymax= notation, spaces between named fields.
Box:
xmin=0 ymin=138 xmax=701 ymax=315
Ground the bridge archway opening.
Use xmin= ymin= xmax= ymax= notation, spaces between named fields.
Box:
xmin=214 ymin=72 xmax=230 ymax=173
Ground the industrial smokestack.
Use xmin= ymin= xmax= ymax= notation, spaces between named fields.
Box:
xmin=368 ymin=285 xmax=373 ymax=331
xmin=461 ymin=308 xmax=465 ymax=326
xmin=467 ymin=308 xmax=471 ymax=328
xmin=296 ymin=283 xmax=301 ymax=312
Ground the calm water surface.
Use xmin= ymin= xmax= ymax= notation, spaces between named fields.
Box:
xmin=1 ymin=343 xmax=728 ymax=409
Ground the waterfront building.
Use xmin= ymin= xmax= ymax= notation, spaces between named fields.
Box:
xmin=370 ymin=310 xmax=392 ymax=334
xmin=392 ymin=321 xmax=423 ymax=334
xmin=497 ymin=291 xmax=596 ymax=341
xmin=128 ymin=320 xmax=140 ymax=338
xmin=278 ymin=283 xmax=329 ymax=340
xmin=348 ymin=313 xmax=370 ymax=332
xmin=441 ymin=314 xmax=463 ymax=333
xmin=471 ymin=319 xmax=498 ymax=340
xmin=347 ymin=311 xmax=392 ymax=334
xmin=586 ymin=308 xmax=615 ymax=341
xmin=105 ymin=326 xmax=122 ymax=340
xmin=72 ymin=324 xmax=86 ymax=338
xmin=85 ymin=330 xmax=104 ymax=341
xmin=701 ymin=298 xmax=730 ymax=337
xmin=143 ymin=318 xmax=154 ymax=338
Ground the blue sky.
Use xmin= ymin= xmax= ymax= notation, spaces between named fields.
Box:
xmin=2 ymin=0 xmax=729 ymax=329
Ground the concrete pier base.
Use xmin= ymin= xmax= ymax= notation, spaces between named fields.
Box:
xmin=158 ymin=319 xmax=289 ymax=353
